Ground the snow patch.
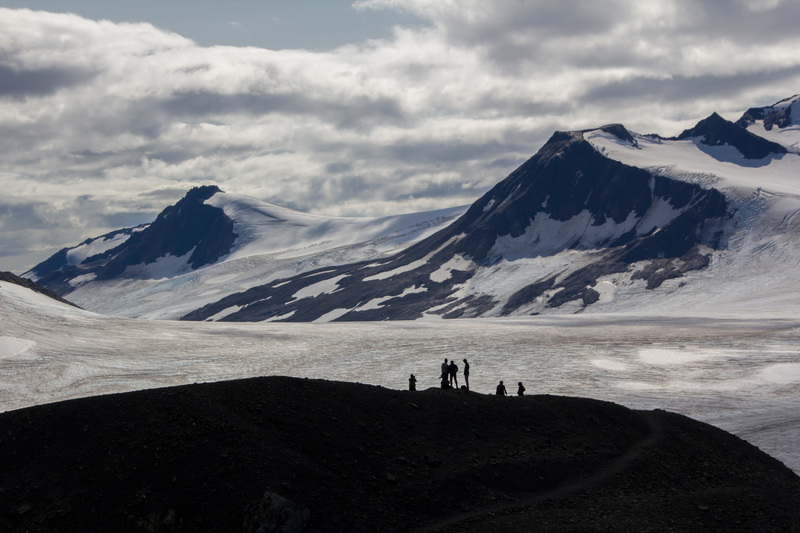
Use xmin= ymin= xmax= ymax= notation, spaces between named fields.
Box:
xmin=757 ymin=363 xmax=800 ymax=384
xmin=0 ymin=337 xmax=38 ymax=361
xmin=429 ymin=255 xmax=474 ymax=283
xmin=638 ymin=348 xmax=721 ymax=365
xmin=204 ymin=305 xmax=244 ymax=322
xmin=590 ymin=358 xmax=629 ymax=371
xmin=313 ymin=308 xmax=352 ymax=323
xmin=66 ymin=232 xmax=134 ymax=265
xmin=356 ymin=285 xmax=428 ymax=311
xmin=363 ymin=259 xmax=427 ymax=281
xmin=490 ymin=210 xmax=640 ymax=259
xmin=592 ymin=281 xmax=617 ymax=303
xmin=265 ymin=310 xmax=296 ymax=322
xmin=69 ymin=273 xmax=97 ymax=286
xmin=292 ymin=274 xmax=348 ymax=300
xmin=121 ymin=248 xmax=196 ymax=280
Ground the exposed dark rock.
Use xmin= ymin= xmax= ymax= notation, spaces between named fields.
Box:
xmin=500 ymin=275 xmax=558 ymax=316
xmin=243 ymin=492 xmax=310 ymax=533
xmin=676 ymin=112 xmax=787 ymax=159
xmin=184 ymin=130 xmax=730 ymax=322
xmin=597 ymin=123 xmax=637 ymax=145
xmin=736 ymin=94 xmax=798 ymax=131
xmin=1 ymin=376 xmax=798 ymax=532
xmin=0 ymin=271 xmax=81 ymax=307
xmin=29 ymin=185 xmax=237 ymax=292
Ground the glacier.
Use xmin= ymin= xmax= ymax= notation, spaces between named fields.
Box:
xmin=1 ymin=279 xmax=799 ymax=476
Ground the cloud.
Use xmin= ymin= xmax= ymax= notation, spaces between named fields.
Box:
xmin=1 ymin=3 xmax=800 ymax=272
xmin=0 ymin=63 xmax=96 ymax=98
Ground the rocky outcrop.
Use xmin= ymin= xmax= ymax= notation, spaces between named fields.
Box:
xmin=243 ymin=492 xmax=310 ymax=533
xmin=736 ymin=94 xmax=799 ymax=131
xmin=676 ymin=112 xmax=787 ymax=159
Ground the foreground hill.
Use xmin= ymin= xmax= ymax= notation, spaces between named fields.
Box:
xmin=1 ymin=377 xmax=798 ymax=532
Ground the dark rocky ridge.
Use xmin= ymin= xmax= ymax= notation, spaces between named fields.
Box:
xmin=1 ymin=376 xmax=798 ymax=532
xmin=184 ymin=128 xmax=730 ymax=322
xmin=676 ymin=112 xmax=787 ymax=159
xmin=736 ymin=93 xmax=798 ymax=131
xmin=27 ymin=185 xmax=237 ymax=293
xmin=0 ymin=271 xmax=80 ymax=308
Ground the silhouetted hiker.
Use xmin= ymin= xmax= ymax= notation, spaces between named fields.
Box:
xmin=448 ymin=360 xmax=459 ymax=388
xmin=409 ymin=374 xmax=417 ymax=391
xmin=463 ymin=359 xmax=470 ymax=390
xmin=496 ymin=380 xmax=507 ymax=396
xmin=517 ymin=382 xmax=525 ymax=396
xmin=440 ymin=358 xmax=451 ymax=389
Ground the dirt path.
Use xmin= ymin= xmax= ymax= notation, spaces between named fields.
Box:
xmin=411 ymin=410 xmax=664 ymax=533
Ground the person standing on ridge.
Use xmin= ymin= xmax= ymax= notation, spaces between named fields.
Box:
xmin=441 ymin=358 xmax=450 ymax=389
xmin=448 ymin=359 xmax=459 ymax=389
xmin=463 ymin=359 xmax=470 ymax=390
xmin=517 ymin=382 xmax=525 ymax=396
xmin=409 ymin=374 xmax=417 ymax=391
xmin=496 ymin=381 xmax=507 ymax=396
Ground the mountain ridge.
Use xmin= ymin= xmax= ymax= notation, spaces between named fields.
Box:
xmin=24 ymin=93 xmax=800 ymax=321
xmin=183 ymin=127 xmax=731 ymax=322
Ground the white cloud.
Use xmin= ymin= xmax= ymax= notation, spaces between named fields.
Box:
xmin=1 ymin=3 xmax=800 ymax=272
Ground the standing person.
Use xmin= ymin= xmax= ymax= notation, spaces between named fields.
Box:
xmin=517 ymin=381 xmax=525 ymax=396
xmin=496 ymin=380 xmax=507 ymax=396
xmin=441 ymin=358 xmax=450 ymax=389
xmin=463 ymin=359 xmax=470 ymax=390
xmin=448 ymin=359 xmax=459 ymax=388
xmin=409 ymin=374 xmax=417 ymax=391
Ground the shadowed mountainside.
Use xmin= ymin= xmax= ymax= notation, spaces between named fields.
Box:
xmin=1 ymin=376 xmax=798 ymax=532
xmin=183 ymin=127 xmax=730 ymax=322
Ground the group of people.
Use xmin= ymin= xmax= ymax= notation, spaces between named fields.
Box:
xmin=408 ymin=358 xmax=525 ymax=396
xmin=439 ymin=357 xmax=469 ymax=390
xmin=495 ymin=380 xmax=525 ymax=396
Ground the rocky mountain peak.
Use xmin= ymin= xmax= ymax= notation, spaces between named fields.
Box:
xmin=677 ymin=111 xmax=787 ymax=159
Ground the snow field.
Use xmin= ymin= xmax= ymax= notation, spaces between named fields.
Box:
xmin=2 ymin=280 xmax=799 ymax=475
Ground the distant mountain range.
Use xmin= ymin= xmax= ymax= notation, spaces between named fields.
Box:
xmin=25 ymin=94 xmax=800 ymax=321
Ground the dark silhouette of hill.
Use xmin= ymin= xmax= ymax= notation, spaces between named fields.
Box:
xmin=1 ymin=376 xmax=798 ymax=532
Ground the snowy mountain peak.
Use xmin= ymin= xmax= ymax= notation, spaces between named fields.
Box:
xmin=25 ymin=93 xmax=800 ymax=322
xmin=183 ymin=126 xmax=732 ymax=322
xmin=676 ymin=111 xmax=787 ymax=159
xmin=27 ymin=185 xmax=237 ymax=293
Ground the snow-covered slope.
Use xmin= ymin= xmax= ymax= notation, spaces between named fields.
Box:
xmin=28 ymin=94 xmax=800 ymax=322
xmin=183 ymin=98 xmax=800 ymax=322
xmin=26 ymin=188 xmax=466 ymax=319
xmin=184 ymin=126 xmax=734 ymax=322
xmin=4 ymin=273 xmax=800 ymax=476
xmin=584 ymin=107 xmax=800 ymax=317
xmin=737 ymin=93 xmax=800 ymax=153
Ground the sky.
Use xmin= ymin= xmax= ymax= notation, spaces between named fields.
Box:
xmin=1 ymin=0 xmax=800 ymax=273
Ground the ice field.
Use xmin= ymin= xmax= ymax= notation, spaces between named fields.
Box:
xmin=2 ymin=281 xmax=799 ymax=475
